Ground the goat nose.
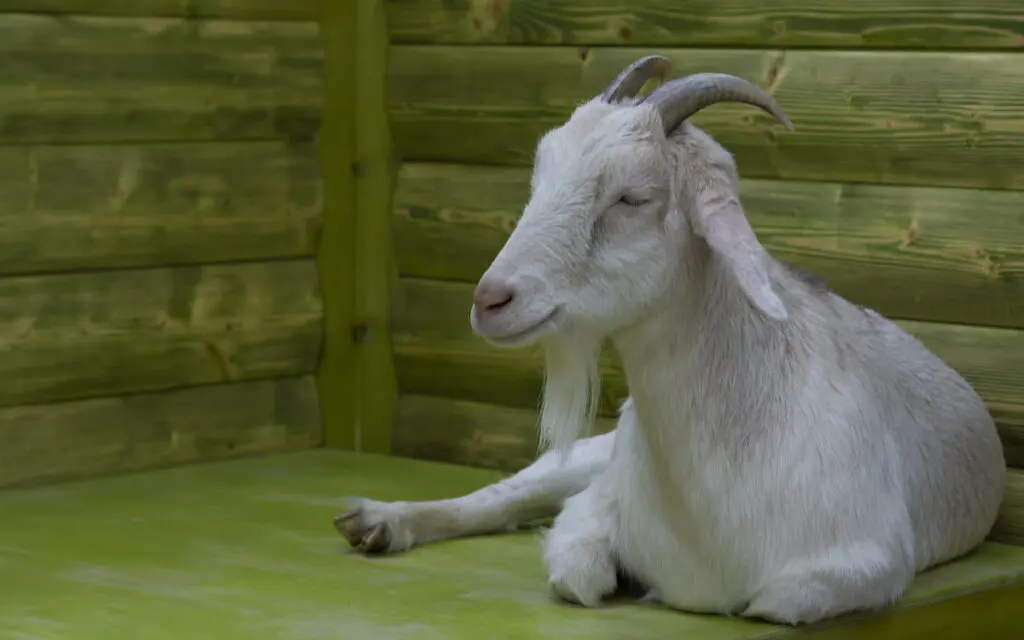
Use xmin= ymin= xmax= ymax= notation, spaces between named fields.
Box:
xmin=473 ymin=281 xmax=515 ymax=314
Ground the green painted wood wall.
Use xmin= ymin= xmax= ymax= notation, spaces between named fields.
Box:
xmin=318 ymin=0 xmax=397 ymax=455
xmin=6 ymin=0 xmax=1022 ymax=549
xmin=0 ymin=1 xmax=327 ymax=488
xmin=379 ymin=0 xmax=1024 ymax=547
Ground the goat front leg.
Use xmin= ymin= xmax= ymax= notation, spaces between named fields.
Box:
xmin=741 ymin=540 xmax=914 ymax=625
xmin=334 ymin=431 xmax=614 ymax=554
xmin=543 ymin=477 xmax=619 ymax=608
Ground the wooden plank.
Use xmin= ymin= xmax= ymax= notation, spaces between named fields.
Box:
xmin=316 ymin=0 xmax=357 ymax=449
xmin=0 ymin=141 xmax=320 ymax=276
xmin=0 ymin=13 xmax=322 ymax=51
xmin=0 ymin=1 xmax=320 ymax=20
xmin=388 ymin=46 xmax=1024 ymax=191
xmin=394 ymin=393 xmax=615 ymax=474
xmin=393 ymin=162 xmax=1024 ymax=331
xmin=2 ymin=450 xmax=1021 ymax=640
xmin=806 ymin=580 xmax=1024 ymax=640
xmin=0 ymin=375 xmax=321 ymax=489
xmin=997 ymin=470 xmax=1024 ymax=546
xmin=385 ymin=0 xmax=1024 ymax=50
xmin=391 ymin=277 xmax=1024 ymax=466
xmin=809 ymin=579 xmax=1024 ymax=640
xmin=0 ymin=259 xmax=322 ymax=408
xmin=352 ymin=0 xmax=398 ymax=454
xmin=393 ymin=394 xmax=1024 ymax=546
xmin=0 ymin=15 xmax=322 ymax=144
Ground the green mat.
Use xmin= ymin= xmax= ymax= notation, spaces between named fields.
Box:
xmin=2 ymin=450 xmax=1022 ymax=639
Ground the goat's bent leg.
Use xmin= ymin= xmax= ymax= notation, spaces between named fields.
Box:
xmin=542 ymin=475 xmax=619 ymax=608
xmin=334 ymin=431 xmax=615 ymax=554
xmin=741 ymin=541 xmax=914 ymax=625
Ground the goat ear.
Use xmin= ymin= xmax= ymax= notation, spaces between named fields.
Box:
xmin=695 ymin=197 xmax=788 ymax=322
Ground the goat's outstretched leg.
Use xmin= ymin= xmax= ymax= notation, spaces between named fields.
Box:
xmin=542 ymin=477 xmax=619 ymax=607
xmin=334 ymin=431 xmax=615 ymax=554
xmin=741 ymin=541 xmax=914 ymax=625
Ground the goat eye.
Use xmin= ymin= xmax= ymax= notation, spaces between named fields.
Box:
xmin=618 ymin=194 xmax=649 ymax=207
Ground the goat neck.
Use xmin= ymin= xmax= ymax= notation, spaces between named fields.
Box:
xmin=610 ymin=242 xmax=792 ymax=452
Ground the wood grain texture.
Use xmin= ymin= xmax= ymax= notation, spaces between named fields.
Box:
xmin=0 ymin=141 xmax=320 ymax=276
xmin=316 ymin=0 xmax=357 ymax=450
xmin=388 ymin=45 xmax=1024 ymax=190
xmin=0 ymin=375 xmax=321 ymax=489
xmin=352 ymin=0 xmax=399 ymax=454
xmin=0 ymin=14 xmax=322 ymax=144
xmin=393 ymin=162 xmax=1024 ymax=331
xmin=391 ymin=277 xmax=1024 ymax=466
xmin=394 ymin=393 xmax=615 ymax=473
xmin=393 ymin=394 xmax=1024 ymax=546
xmin=0 ymin=0 xmax=319 ymax=20
xmin=385 ymin=0 xmax=1024 ymax=50
xmin=0 ymin=259 xmax=322 ymax=408
xmin=996 ymin=470 xmax=1024 ymax=546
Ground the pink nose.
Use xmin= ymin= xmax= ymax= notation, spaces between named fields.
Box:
xmin=473 ymin=281 xmax=515 ymax=316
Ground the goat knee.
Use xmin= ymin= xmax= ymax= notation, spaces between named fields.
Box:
xmin=742 ymin=544 xmax=913 ymax=625
xmin=542 ymin=488 xmax=618 ymax=607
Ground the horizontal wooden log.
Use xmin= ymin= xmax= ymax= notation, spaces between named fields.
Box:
xmin=386 ymin=0 xmax=1024 ymax=50
xmin=394 ymin=393 xmax=615 ymax=473
xmin=0 ymin=375 xmax=321 ymax=489
xmin=0 ymin=259 xmax=322 ymax=407
xmin=393 ymin=162 xmax=1024 ymax=331
xmin=0 ymin=141 xmax=320 ymax=276
xmin=0 ymin=14 xmax=322 ymax=52
xmin=997 ymin=473 xmax=1024 ymax=546
xmin=0 ymin=1 xmax=319 ymax=20
xmin=392 ymin=277 xmax=1024 ymax=466
xmin=395 ymin=394 xmax=1024 ymax=545
xmin=0 ymin=15 xmax=322 ymax=144
xmin=388 ymin=46 xmax=1024 ymax=191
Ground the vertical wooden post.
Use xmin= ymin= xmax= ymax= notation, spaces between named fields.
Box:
xmin=316 ymin=0 xmax=396 ymax=453
xmin=316 ymin=0 xmax=359 ymax=450
xmin=352 ymin=0 xmax=397 ymax=454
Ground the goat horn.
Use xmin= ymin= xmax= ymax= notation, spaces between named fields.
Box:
xmin=600 ymin=55 xmax=673 ymax=103
xmin=641 ymin=72 xmax=793 ymax=134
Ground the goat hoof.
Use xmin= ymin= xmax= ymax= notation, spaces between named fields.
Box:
xmin=357 ymin=523 xmax=390 ymax=553
xmin=333 ymin=506 xmax=392 ymax=554
xmin=549 ymin=573 xmax=615 ymax=608
xmin=546 ymin=546 xmax=618 ymax=608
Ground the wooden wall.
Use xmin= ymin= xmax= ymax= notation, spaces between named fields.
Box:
xmin=0 ymin=1 xmax=325 ymax=487
xmin=382 ymin=0 xmax=1024 ymax=546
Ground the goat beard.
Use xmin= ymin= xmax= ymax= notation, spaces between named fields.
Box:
xmin=538 ymin=332 xmax=603 ymax=458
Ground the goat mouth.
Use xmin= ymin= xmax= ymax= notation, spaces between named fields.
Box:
xmin=485 ymin=308 xmax=562 ymax=347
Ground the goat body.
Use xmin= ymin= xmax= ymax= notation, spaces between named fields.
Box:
xmin=335 ymin=58 xmax=1005 ymax=626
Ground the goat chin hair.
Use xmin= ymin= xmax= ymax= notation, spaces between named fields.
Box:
xmin=538 ymin=331 xmax=603 ymax=460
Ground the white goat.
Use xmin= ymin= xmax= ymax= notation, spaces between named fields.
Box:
xmin=334 ymin=56 xmax=1006 ymax=626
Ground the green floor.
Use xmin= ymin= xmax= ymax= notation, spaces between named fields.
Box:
xmin=2 ymin=450 xmax=1023 ymax=640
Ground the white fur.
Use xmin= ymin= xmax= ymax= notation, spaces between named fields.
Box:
xmin=336 ymin=68 xmax=1006 ymax=626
